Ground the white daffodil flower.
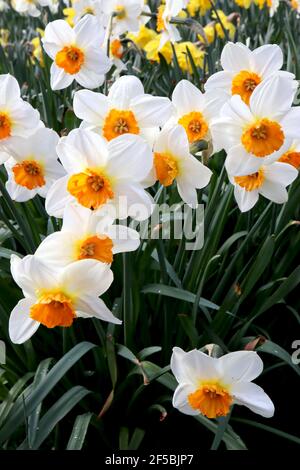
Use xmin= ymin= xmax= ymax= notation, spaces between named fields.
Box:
xmin=166 ymin=79 xmax=228 ymax=149
xmin=9 ymin=254 xmax=121 ymax=344
xmin=102 ymin=0 xmax=143 ymax=35
xmin=0 ymin=74 xmax=40 ymax=163
xmin=13 ymin=0 xmax=41 ymax=17
xmin=42 ymin=15 xmax=111 ymax=91
xmin=45 ymin=128 xmax=154 ymax=220
xmin=4 ymin=127 xmax=65 ymax=202
xmin=229 ymin=161 xmax=298 ymax=212
xmin=39 ymin=0 xmax=59 ymax=14
xmin=35 ymin=203 xmax=140 ymax=268
xmin=277 ymin=139 xmax=300 ymax=169
xmin=205 ymin=42 xmax=296 ymax=105
xmin=210 ymin=75 xmax=300 ymax=176
xmin=153 ymin=125 xmax=212 ymax=208
xmin=171 ymin=347 xmax=275 ymax=419
xmin=72 ymin=0 xmax=104 ymax=24
xmin=0 ymin=0 xmax=9 ymax=11
xmin=73 ymin=75 xmax=173 ymax=146
xmin=156 ymin=0 xmax=182 ymax=47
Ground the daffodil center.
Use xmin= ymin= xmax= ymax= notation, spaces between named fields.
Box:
xmin=103 ymin=109 xmax=140 ymax=141
xmin=0 ymin=112 xmax=12 ymax=139
xmin=67 ymin=169 xmax=114 ymax=210
xmin=154 ymin=152 xmax=178 ymax=187
xmin=241 ymin=118 xmax=284 ymax=157
xmin=188 ymin=382 xmax=233 ymax=419
xmin=111 ymin=39 xmax=123 ymax=59
xmin=279 ymin=150 xmax=300 ymax=169
xmin=231 ymin=70 xmax=262 ymax=104
xmin=77 ymin=235 xmax=114 ymax=263
xmin=178 ymin=111 xmax=209 ymax=143
xmin=13 ymin=160 xmax=45 ymax=190
xmin=234 ymin=168 xmax=265 ymax=191
xmin=55 ymin=45 xmax=84 ymax=74
xmin=30 ymin=291 xmax=76 ymax=328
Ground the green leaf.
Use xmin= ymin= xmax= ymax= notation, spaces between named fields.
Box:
xmin=67 ymin=412 xmax=93 ymax=450
xmin=0 ymin=342 xmax=96 ymax=444
xmin=142 ymin=284 xmax=220 ymax=310
xmin=30 ymin=386 xmax=91 ymax=449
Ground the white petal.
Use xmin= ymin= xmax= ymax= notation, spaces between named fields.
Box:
xmin=221 ymin=42 xmax=252 ymax=72
xmin=45 ymin=175 xmax=71 ymax=218
xmin=50 ymin=63 xmax=74 ymax=91
xmin=250 ymin=75 xmax=295 ymax=118
xmin=106 ymin=225 xmax=140 ymax=253
xmin=179 ymin=155 xmax=212 ymax=189
xmin=74 ymin=14 xmax=105 ymax=48
xmin=73 ymin=89 xmax=109 ymax=124
xmin=259 ymin=181 xmax=288 ymax=204
xmin=252 ymin=44 xmax=283 ymax=77
xmin=131 ymin=94 xmax=173 ymax=127
xmin=172 ymin=80 xmax=205 ymax=115
xmin=225 ymin=145 xmax=262 ymax=176
xmin=57 ymin=129 xmax=108 ymax=171
xmin=232 ymin=381 xmax=275 ymax=418
xmin=75 ymin=67 xmax=105 ymax=90
xmin=233 ymin=186 xmax=259 ymax=212
xmin=9 ymin=298 xmax=40 ymax=344
xmin=177 ymin=179 xmax=198 ymax=208
xmin=172 ymin=383 xmax=199 ymax=416
xmin=107 ymin=134 xmax=153 ymax=182
xmin=0 ymin=74 xmax=21 ymax=105
xmin=264 ymin=162 xmax=298 ymax=186
xmin=170 ymin=347 xmax=219 ymax=385
xmin=280 ymin=107 xmax=300 ymax=139
xmin=61 ymin=259 xmax=113 ymax=297
xmin=76 ymin=295 xmax=121 ymax=324
xmin=113 ymin=182 xmax=154 ymax=221
xmin=43 ymin=20 xmax=75 ymax=59
xmin=108 ymin=75 xmax=144 ymax=109
xmin=204 ymin=71 xmax=233 ymax=94
xmin=35 ymin=231 xmax=77 ymax=268
xmin=218 ymin=351 xmax=264 ymax=383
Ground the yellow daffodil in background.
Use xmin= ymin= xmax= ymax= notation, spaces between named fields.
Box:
xmin=63 ymin=7 xmax=75 ymax=26
xmin=0 ymin=28 xmax=9 ymax=47
xmin=187 ymin=0 xmax=211 ymax=16
xmin=144 ymin=34 xmax=173 ymax=64
xmin=127 ymin=25 xmax=157 ymax=49
xmin=31 ymin=28 xmax=44 ymax=67
xmin=174 ymin=42 xmax=205 ymax=74
xmin=234 ymin=0 xmax=253 ymax=8
xmin=212 ymin=10 xmax=236 ymax=40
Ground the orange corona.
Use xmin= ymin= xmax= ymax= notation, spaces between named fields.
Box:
xmin=178 ymin=112 xmax=209 ymax=143
xmin=67 ymin=170 xmax=114 ymax=210
xmin=55 ymin=45 xmax=84 ymax=74
xmin=0 ymin=112 xmax=12 ymax=140
xmin=13 ymin=160 xmax=45 ymax=190
xmin=232 ymin=70 xmax=262 ymax=104
xmin=154 ymin=152 xmax=178 ymax=186
xmin=103 ymin=109 xmax=140 ymax=141
xmin=234 ymin=168 xmax=265 ymax=191
xmin=77 ymin=235 xmax=114 ymax=263
xmin=241 ymin=118 xmax=284 ymax=157
xmin=188 ymin=382 xmax=233 ymax=419
xmin=30 ymin=291 xmax=76 ymax=328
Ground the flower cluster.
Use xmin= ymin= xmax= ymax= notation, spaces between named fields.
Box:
xmin=1 ymin=0 xmax=299 ymax=425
